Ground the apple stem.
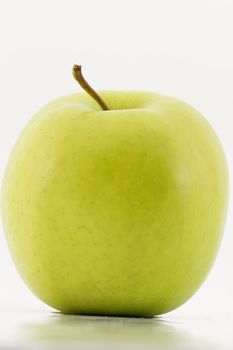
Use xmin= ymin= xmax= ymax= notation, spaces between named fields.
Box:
xmin=72 ymin=65 xmax=110 ymax=111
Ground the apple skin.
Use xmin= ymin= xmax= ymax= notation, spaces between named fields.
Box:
xmin=1 ymin=91 xmax=228 ymax=317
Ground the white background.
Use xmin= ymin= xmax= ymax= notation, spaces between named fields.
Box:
xmin=0 ymin=0 xmax=233 ymax=349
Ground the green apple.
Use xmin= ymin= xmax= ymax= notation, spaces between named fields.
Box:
xmin=1 ymin=66 xmax=228 ymax=317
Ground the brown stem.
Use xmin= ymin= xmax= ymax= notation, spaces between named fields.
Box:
xmin=72 ymin=65 xmax=110 ymax=111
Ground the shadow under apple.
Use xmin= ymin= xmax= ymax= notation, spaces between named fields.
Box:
xmin=20 ymin=312 xmax=216 ymax=350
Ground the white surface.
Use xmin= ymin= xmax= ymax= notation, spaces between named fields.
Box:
xmin=0 ymin=310 xmax=233 ymax=350
xmin=0 ymin=0 xmax=233 ymax=349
